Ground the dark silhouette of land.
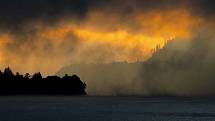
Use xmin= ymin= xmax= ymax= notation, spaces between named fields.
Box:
xmin=0 ymin=67 xmax=86 ymax=95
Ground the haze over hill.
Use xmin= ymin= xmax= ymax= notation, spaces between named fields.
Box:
xmin=56 ymin=32 xmax=215 ymax=96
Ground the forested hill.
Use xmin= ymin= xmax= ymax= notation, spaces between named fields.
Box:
xmin=56 ymin=36 xmax=215 ymax=96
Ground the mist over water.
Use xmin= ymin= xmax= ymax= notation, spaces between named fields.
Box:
xmin=56 ymin=62 xmax=144 ymax=95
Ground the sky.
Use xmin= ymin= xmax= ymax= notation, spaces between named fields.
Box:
xmin=0 ymin=0 xmax=214 ymax=75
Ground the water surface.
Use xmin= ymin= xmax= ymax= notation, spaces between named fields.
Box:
xmin=0 ymin=96 xmax=215 ymax=121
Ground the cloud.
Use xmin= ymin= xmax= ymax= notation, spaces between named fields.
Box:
xmin=0 ymin=0 xmax=214 ymax=31
xmin=0 ymin=0 xmax=214 ymax=75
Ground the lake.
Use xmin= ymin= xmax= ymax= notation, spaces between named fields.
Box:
xmin=0 ymin=96 xmax=215 ymax=121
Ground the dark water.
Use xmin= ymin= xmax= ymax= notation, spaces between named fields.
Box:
xmin=0 ymin=96 xmax=215 ymax=121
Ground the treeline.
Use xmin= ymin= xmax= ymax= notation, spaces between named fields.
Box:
xmin=0 ymin=67 xmax=87 ymax=95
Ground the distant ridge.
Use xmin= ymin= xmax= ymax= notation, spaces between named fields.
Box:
xmin=56 ymin=36 xmax=215 ymax=96
xmin=0 ymin=67 xmax=87 ymax=95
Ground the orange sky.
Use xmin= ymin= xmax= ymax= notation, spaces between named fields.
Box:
xmin=0 ymin=9 xmax=202 ymax=75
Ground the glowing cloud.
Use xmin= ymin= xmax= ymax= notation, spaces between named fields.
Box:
xmin=0 ymin=8 xmax=202 ymax=74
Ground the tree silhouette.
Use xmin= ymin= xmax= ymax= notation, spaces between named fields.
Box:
xmin=32 ymin=72 xmax=42 ymax=81
xmin=4 ymin=67 xmax=14 ymax=77
xmin=24 ymin=73 xmax=31 ymax=80
xmin=0 ymin=67 xmax=87 ymax=95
